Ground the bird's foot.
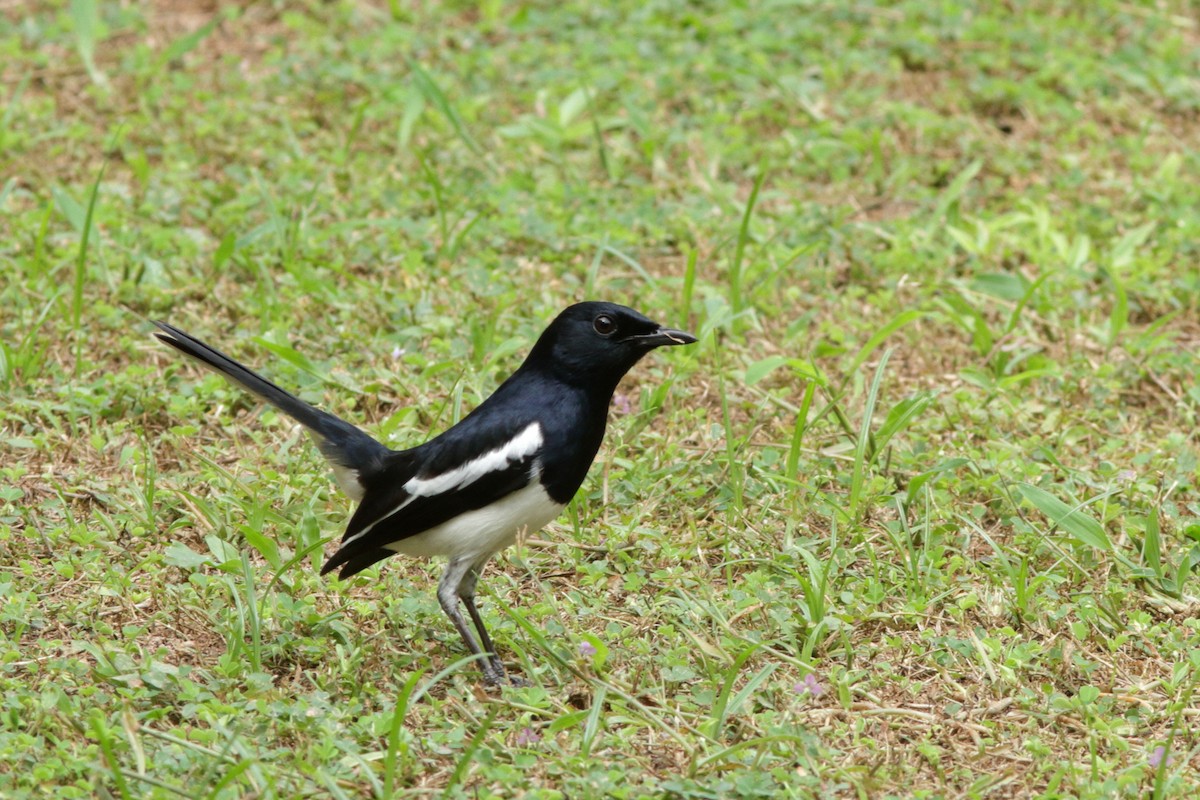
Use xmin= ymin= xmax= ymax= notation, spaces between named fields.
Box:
xmin=482 ymin=666 xmax=528 ymax=688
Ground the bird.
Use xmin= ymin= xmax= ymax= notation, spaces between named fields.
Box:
xmin=153 ymin=302 xmax=696 ymax=685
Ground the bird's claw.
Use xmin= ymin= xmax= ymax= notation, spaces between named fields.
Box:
xmin=483 ymin=667 xmax=528 ymax=688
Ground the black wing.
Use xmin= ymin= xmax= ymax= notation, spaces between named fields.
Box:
xmin=320 ymin=418 xmax=544 ymax=578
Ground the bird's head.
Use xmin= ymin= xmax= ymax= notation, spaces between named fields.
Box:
xmin=526 ymin=301 xmax=697 ymax=388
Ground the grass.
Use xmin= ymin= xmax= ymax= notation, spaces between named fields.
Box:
xmin=3 ymin=0 xmax=1200 ymax=797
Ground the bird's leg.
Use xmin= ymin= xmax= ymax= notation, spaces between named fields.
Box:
xmin=438 ymin=559 xmax=506 ymax=686
xmin=457 ymin=564 xmax=517 ymax=684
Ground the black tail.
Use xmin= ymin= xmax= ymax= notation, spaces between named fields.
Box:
xmin=153 ymin=321 xmax=389 ymax=496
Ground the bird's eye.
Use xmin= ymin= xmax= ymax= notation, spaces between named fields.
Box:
xmin=593 ymin=314 xmax=617 ymax=336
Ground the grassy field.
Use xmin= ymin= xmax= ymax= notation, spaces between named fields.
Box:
xmin=3 ymin=0 xmax=1200 ymax=797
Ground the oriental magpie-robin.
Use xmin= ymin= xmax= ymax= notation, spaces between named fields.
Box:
xmin=154 ymin=302 xmax=696 ymax=685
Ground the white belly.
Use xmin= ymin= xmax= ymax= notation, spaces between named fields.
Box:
xmin=384 ymin=481 xmax=564 ymax=562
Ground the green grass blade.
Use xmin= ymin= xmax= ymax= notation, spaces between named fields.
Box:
xmin=407 ymin=59 xmax=483 ymax=157
xmin=933 ymin=158 xmax=982 ymax=219
xmin=1141 ymin=512 xmax=1163 ymax=579
xmin=786 ymin=381 xmax=816 ymax=483
xmin=91 ymin=713 xmax=133 ymax=800
xmin=1017 ymin=483 xmax=1112 ymax=553
xmin=73 ymin=162 xmax=107 ymax=377
xmin=441 ymin=706 xmax=499 ymax=797
xmin=705 ymin=644 xmax=762 ymax=739
xmin=849 ymin=349 xmax=890 ymax=519
xmin=583 ymin=83 xmax=612 ymax=180
xmin=580 ymin=684 xmax=607 ymax=757
xmin=729 ymin=169 xmax=766 ymax=319
xmin=848 ymin=309 xmax=924 ymax=374
xmin=70 ymin=0 xmax=105 ymax=86
xmin=382 ymin=670 xmax=425 ymax=798
xmin=679 ymin=246 xmax=697 ymax=330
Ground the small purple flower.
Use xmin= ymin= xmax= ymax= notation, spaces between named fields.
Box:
xmin=794 ymin=674 xmax=825 ymax=697
xmin=612 ymin=393 xmax=634 ymax=415
xmin=515 ymin=727 xmax=541 ymax=746
xmin=391 ymin=345 xmax=405 ymax=360
xmin=1149 ymin=745 xmax=1172 ymax=769
xmin=1117 ymin=469 xmax=1137 ymax=484
xmin=579 ymin=640 xmax=598 ymax=658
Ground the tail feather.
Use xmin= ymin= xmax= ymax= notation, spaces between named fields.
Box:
xmin=153 ymin=321 xmax=389 ymax=497
xmin=320 ymin=546 xmax=395 ymax=579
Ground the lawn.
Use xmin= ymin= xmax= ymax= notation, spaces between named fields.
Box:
xmin=3 ymin=1 xmax=1200 ymax=797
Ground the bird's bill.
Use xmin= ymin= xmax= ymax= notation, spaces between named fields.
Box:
xmin=630 ymin=326 xmax=699 ymax=348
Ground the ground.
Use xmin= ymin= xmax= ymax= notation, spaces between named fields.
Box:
xmin=2 ymin=1 xmax=1199 ymax=798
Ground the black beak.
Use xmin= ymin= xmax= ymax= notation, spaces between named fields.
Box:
xmin=632 ymin=326 xmax=699 ymax=348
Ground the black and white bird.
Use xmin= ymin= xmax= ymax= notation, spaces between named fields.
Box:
xmin=154 ymin=302 xmax=696 ymax=685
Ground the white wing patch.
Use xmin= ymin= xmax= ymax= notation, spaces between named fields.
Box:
xmin=404 ymin=422 xmax=543 ymax=498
